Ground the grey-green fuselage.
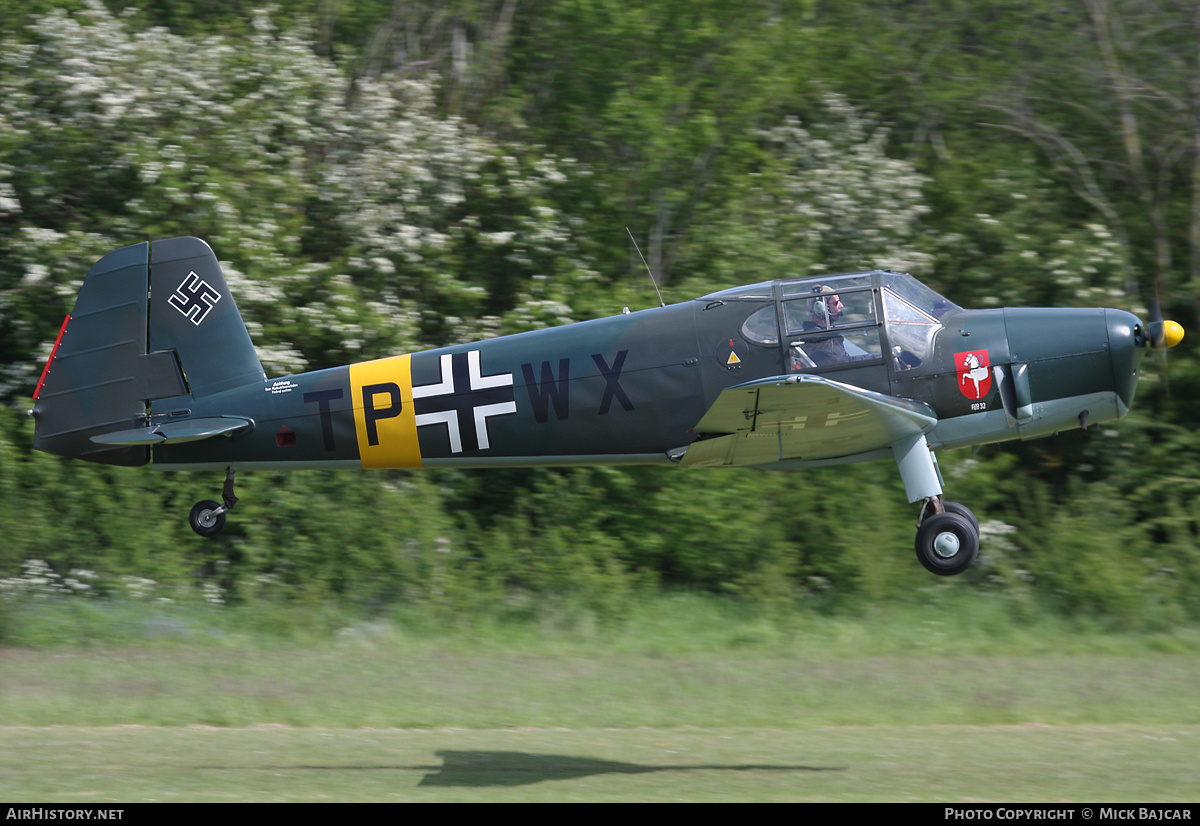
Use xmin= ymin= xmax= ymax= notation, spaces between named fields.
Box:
xmin=151 ymin=274 xmax=1145 ymax=472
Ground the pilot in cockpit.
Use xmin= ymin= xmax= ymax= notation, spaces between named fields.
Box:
xmin=788 ymin=284 xmax=882 ymax=371
xmin=798 ymin=285 xmax=850 ymax=365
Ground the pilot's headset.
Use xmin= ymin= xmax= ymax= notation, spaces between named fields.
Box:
xmin=808 ymin=285 xmax=841 ymax=327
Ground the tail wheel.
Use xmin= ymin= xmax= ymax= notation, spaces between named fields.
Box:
xmin=189 ymin=500 xmax=226 ymax=538
xmin=915 ymin=511 xmax=978 ymax=576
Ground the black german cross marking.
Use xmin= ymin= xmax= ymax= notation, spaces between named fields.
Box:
xmin=414 ymin=351 xmax=516 ymax=453
xmin=591 ymin=350 xmax=633 ymax=414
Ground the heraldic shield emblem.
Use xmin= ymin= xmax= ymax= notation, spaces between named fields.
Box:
xmin=955 ymin=350 xmax=992 ymax=400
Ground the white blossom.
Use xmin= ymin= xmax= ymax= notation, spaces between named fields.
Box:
xmin=0 ymin=3 xmax=593 ymax=379
xmin=759 ymin=95 xmax=933 ymax=274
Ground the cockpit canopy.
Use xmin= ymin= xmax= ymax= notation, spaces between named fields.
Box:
xmin=702 ymin=270 xmax=960 ymax=371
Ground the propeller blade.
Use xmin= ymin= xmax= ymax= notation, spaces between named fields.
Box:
xmin=1144 ymin=278 xmax=1180 ymax=399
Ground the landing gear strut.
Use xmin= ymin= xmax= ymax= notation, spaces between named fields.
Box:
xmin=893 ymin=434 xmax=981 ymax=576
xmin=189 ymin=468 xmax=238 ymax=538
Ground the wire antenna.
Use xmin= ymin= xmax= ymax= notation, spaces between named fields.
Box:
xmin=627 ymin=227 xmax=665 ymax=307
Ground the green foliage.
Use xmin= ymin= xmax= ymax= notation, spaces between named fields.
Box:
xmin=506 ymin=0 xmax=824 ymax=287
xmin=0 ymin=3 xmax=596 ymax=381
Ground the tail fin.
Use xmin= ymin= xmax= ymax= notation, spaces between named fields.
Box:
xmin=31 ymin=237 xmax=264 ymax=465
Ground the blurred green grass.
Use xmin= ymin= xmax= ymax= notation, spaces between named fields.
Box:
xmin=3 ymin=594 xmax=1199 ymax=800
xmin=0 ymin=725 xmax=1196 ymax=802
xmin=2 ymin=593 xmax=1199 ymax=729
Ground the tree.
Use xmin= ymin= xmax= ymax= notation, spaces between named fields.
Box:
xmin=0 ymin=3 xmax=594 ymax=393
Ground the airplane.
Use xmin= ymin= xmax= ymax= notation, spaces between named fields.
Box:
xmin=28 ymin=237 xmax=1184 ymax=576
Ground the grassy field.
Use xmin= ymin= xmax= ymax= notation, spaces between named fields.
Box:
xmin=4 ymin=644 xmax=1200 ymax=729
xmin=1 ymin=594 xmax=1199 ymax=800
xmin=1 ymin=724 xmax=1197 ymax=802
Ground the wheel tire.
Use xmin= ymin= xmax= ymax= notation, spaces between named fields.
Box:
xmin=915 ymin=511 xmax=978 ymax=576
xmin=189 ymin=500 xmax=226 ymax=538
xmin=942 ymin=501 xmax=979 ymax=534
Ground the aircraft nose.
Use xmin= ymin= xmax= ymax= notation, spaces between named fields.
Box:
xmin=1106 ymin=309 xmax=1147 ymax=410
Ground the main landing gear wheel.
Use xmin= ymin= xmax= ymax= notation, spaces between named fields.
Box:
xmin=189 ymin=500 xmax=226 ymax=537
xmin=915 ymin=511 xmax=979 ymax=576
xmin=941 ymin=500 xmax=979 ymax=534
xmin=188 ymin=468 xmax=238 ymax=538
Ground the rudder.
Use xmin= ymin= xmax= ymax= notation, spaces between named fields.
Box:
xmin=148 ymin=237 xmax=264 ymax=398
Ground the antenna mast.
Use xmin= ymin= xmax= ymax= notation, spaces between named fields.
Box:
xmin=627 ymin=227 xmax=665 ymax=307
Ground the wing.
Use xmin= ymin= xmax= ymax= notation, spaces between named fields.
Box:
xmin=679 ymin=374 xmax=937 ymax=468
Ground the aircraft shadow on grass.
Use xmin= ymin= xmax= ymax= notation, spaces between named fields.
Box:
xmin=195 ymin=751 xmax=843 ymax=787
xmin=416 ymin=751 xmax=844 ymax=787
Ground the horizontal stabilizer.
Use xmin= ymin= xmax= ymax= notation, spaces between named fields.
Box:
xmin=91 ymin=417 xmax=252 ymax=446
xmin=681 ymin=374 xmax=936 ymax=468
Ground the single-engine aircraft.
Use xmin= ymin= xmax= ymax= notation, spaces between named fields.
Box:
xmin=29 ymin=237 xmax=1184 ymax=575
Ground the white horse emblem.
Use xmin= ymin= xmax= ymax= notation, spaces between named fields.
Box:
xmin=960 ymin=352 xmax=989 ymax=399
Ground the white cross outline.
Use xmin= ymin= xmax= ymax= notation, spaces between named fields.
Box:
xmin=168 ymin=271 xmax=222 ymax=326
xmin=412 ymin=351 xmax=516 ymax=452
xmin=412 ymin=353 xmax=455 ymax=400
